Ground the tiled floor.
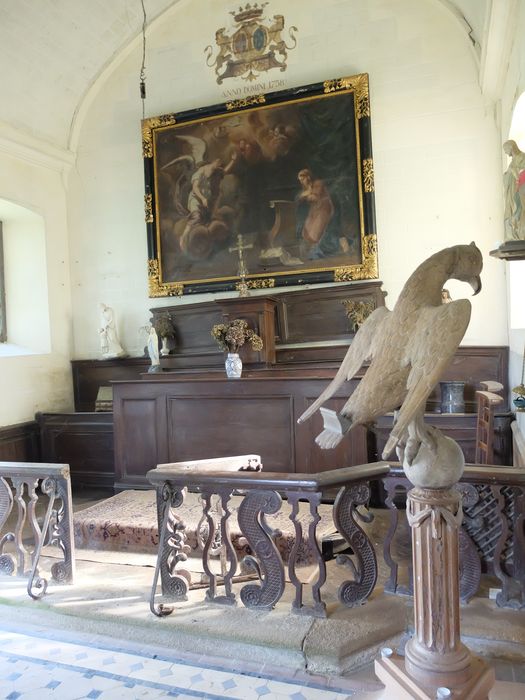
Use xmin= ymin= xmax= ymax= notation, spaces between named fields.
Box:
xmin=0 ymin=626 xmax=359 ymax=700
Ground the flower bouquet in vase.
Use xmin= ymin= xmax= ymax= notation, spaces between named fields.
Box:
xmin=153 ymin=312 xmax=175 ymax=356
xmin=211 ymin=319 xmax=263 ymax=379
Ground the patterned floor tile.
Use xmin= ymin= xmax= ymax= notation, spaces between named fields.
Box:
xmin=0 ymin=624 xmax=362 ymax=699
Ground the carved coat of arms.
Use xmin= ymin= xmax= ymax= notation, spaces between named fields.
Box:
xmin=205 ymin=3 xmax=297 ymax=84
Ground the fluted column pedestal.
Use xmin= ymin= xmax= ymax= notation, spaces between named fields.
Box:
xmin=404 ymin=486 xmax=472 ymax=687
xmin=375 ymin=424 xmax=495 ymax=699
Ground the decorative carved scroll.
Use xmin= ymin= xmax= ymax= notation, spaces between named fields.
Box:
xmin=0 ymin=476 xmax=14 ymax=575
xmin=383 ymin=477 xmax=412 ymax=596
xmin=151 ymin=483 xmax=191 ymax=617
xmin=202 ymin=490 xmax=237 ymax=605
xmin=27 ymin=477 xmax=54 ymax=599
xmin=492 ymin=484 xmax=525 ymax=609
xmin=455 ymin=483 xmax=482 ymax=603
xmin=237 ymin=490 xmax=285 ymax=610
xmin=461 ymin=483 xmax=502 ymax=566
xmin=287 ymin=492 xmax=326 ymax=617
xmin=333 ymin=482 xmax=377 ymax=607
xmin=12 ymin=478 xmax=31 ymax=574
xmin=0 ymin=468 xmax=75 ymax=598
xmin=49 ymin=474 xmax=75 ymax=585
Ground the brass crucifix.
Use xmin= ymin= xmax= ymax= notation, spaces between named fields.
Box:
xmin=229 ymin=234 xmax=253 ymax=297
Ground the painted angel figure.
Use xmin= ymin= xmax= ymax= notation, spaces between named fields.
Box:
xmin=161 ymin=135 xmax=235 ymax=260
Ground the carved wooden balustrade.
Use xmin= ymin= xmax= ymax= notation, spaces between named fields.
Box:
xmin=147 ymin=462 xmax=390 ymax=618
xmin=383 ymin=464 xmax=525 ymax=609
xmin=0 ymin=461 xmax=75 ymax=599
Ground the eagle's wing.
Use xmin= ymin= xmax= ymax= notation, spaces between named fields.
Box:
xmin=382 ymin=299 xmax=471 ymax=458
xmin=297 ymin=306 xmax=390 ymax=424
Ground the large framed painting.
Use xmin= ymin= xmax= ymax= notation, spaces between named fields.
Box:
xmin=142 ymin=73 xmax=378 ymax=297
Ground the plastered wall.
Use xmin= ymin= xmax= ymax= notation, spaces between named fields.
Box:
xmin=67 ymin=0 xmax=508 ymax=359
xmin=0 ymin=152 xmax=73 ymax=426
xmin=499 ymin=1 xmax=525 ymax=441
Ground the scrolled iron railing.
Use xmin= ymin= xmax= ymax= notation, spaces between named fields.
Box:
xmin=147 ymin=462 xmax=390 ymax=617
xmin=0 ymin=461 xmax=75 ymax=599
xmin=148 ymin=460 xmax=525 ymax=617
xmin=382 ymin=464 xmax=525 ymax=609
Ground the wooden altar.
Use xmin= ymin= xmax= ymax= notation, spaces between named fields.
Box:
xmin=112 ymin=374 xmax=369 ymax=490
xmin=33 ymin=283 xmax=513 ymax=490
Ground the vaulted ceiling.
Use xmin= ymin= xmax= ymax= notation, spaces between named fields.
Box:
xmin=0 ymin=0 xmax=497 ymax=154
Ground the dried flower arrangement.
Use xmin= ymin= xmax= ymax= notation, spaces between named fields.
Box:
xmin=153 ymin=312 xmax=175 ymax=338
xmin=211 ymin=318 xmax=263 ymax=354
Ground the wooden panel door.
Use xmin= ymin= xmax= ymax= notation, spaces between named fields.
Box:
xmin=167 ymin=394 xmax=295 ymax=471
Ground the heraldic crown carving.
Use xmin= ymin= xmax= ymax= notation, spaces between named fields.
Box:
xmin=205 ymin=3 xmax=298 ymax=84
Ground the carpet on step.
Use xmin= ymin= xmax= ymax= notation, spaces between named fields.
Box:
xmin=73 ymin=489 xmax=337 ymax=566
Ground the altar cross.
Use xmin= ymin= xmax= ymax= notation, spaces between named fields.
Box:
xmin=229 ymin=234 xmax=253 ymax=297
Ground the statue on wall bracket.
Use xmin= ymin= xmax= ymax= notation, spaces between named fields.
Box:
xmin=205 ymin=3 xmax=297 ymax=84
xmin=490 ymin=139 xmax=525 ymax=261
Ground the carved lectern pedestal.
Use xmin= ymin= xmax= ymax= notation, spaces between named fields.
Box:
xmin=375 ymin=423 xmax=495 ymax=699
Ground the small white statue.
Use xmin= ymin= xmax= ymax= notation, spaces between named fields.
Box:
xmin=99 ymin=303 xmax=127 ymax=359
xmin=147 ymin=325 xmax=161 ymax=373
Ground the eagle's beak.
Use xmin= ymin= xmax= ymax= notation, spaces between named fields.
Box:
xmin=470 ymin=276 xmax=482 ymax=296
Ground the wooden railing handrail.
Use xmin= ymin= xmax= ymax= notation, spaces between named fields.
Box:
xmin=147 ymin=461 xmax=390 ymax=492
xmin=386 ymin=462 xmax=525 ymax=485
xmin=0 ymin=461 xmax=70 ymax=478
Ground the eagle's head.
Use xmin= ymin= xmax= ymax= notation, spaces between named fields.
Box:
xmin=449 ymin=242 xmax=483 ymax=295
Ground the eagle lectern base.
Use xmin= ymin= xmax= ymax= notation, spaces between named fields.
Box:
xmin=374 ymin=653 xmax=495 ymax=699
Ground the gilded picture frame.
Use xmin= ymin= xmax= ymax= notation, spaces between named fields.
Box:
xmin=143 ymin=73 xmax=378 ymax=297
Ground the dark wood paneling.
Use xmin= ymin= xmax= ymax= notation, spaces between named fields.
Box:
xmin=295 ymin=386 xmax=368 ymax=472
xmin=37 ymin=412 xmax=114 ymax=489
xmin=167 ymin=395 xmax=294 ymax=470
xmin=166 ymin=305 xmax=223 ymax=354
xmin=370 ymin=412 xmax=513 ymax=466
xmin=218 ymin=297 xmax=278 ymax=365
xmin=424 ymin=346 xmax=509 ymax=413
xmin=279 ymin=283 xmax=385 ymax=344
xmin=72 ymin=358 xmax=149 ymax=412
xmin=73 ymin=345 xmax=510 ymax=414
xmin=112 ymin=377 xmax=369 ymax=489
xmin=0 ymin=421 xmax=40 ymax=462
xmin=148 ymin=281 xmax=384 ymax=370
xmin=113 ymin=397 xmax=163 ymax=487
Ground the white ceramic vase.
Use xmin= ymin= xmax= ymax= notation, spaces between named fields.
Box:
xmin=160 ymin=336 xmax=170 ymax=356
xmin=225 ymin=352 xmax=242 ymax=379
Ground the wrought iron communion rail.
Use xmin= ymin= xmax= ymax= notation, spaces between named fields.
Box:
xmin=383 ymin=464 xmax=525 ymax=609
xmin=0 ymin=461 xmax=75 ymax=599
xmin=147 ymin=462 xmax=390 ymax=618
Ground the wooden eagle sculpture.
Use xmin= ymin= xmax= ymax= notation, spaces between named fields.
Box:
xmin=297 ymin=243 xmax=483 ymax=460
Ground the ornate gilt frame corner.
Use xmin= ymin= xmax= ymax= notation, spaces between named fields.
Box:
xmin=148 ymin=259 xmax=183 ymax=297
xmin=334 ymin=234 xmax=378 ymax=282
xmin=142 ymin=114 xmax=178 ymax=159
xmin=323 ymin=72 xmax=370 ymax=118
